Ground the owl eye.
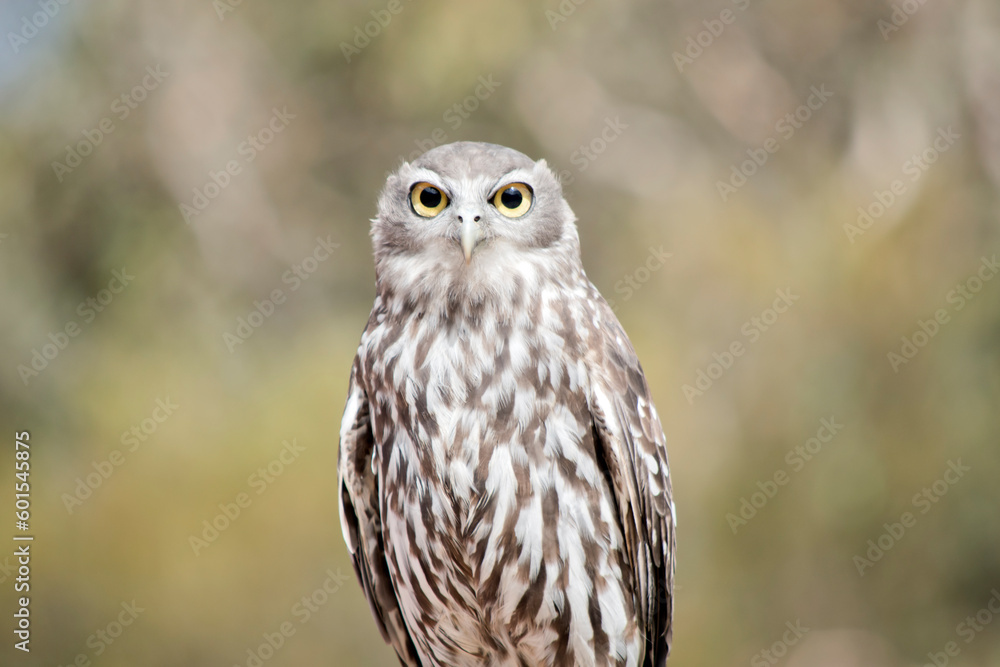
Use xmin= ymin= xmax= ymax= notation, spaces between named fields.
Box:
xmin=492 ymin=182 xmax=532 ymax=218
xmin=410 ymin=182 xmax=449 ymax=217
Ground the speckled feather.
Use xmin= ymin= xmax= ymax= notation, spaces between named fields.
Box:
xmin=338 ymin=142 xmax=674 ymax=667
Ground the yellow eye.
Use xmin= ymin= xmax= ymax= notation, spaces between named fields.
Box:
xmin=410 ymin=182 xmax=449 ymax=217
xmin=492 ymin=182 xmax=532 ymax=218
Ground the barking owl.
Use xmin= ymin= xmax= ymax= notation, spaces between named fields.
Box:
xmin=338 ymin=142 xmax=675 ymax=667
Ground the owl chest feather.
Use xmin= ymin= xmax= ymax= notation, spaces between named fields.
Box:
xmin=369 ymin=300 xmax=576 ymax=528
xmin=360 ymin=286 xmax=638 ymax=665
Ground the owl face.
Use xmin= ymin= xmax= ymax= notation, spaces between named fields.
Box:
xmin=372 ymin=143 xmax=579 ymax=284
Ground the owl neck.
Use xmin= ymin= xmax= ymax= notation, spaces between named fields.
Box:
xmin=374 ymin=245 xmax=582 ymax=326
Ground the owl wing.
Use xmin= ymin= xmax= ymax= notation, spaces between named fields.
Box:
xmin=586 ymin=295 xmax=675 ymax=667
xmin=338 ymin=356 xmax=423 ymax=667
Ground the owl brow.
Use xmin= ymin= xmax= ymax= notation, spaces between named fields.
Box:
xmin=409 ymin=179 xmax=449 ymax=196
xmin=487 ymin=173 xmax=532 ymax=197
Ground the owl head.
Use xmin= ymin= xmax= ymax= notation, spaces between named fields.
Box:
xmin=371 ymin=142 xmax=582 ymax=308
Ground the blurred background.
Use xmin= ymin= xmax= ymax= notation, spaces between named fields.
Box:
xmin=1 ymin=0 xmax=999 ymax=665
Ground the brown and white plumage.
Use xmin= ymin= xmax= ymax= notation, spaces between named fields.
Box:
xmin=338 ymin=142 xmax=675 ymax=666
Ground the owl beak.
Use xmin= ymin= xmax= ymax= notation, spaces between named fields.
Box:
xmin=460 ymin=217 xmax=482 ymax=264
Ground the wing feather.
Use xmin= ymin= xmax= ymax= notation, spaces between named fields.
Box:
xmin=338 ymin=356 xmax=423 ymax=667
xmin=587 ymin=296 xmax=675 ymax=667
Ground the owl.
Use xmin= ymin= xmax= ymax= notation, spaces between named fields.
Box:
xmin=338 ymin=141 xmax=674 ymax=667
